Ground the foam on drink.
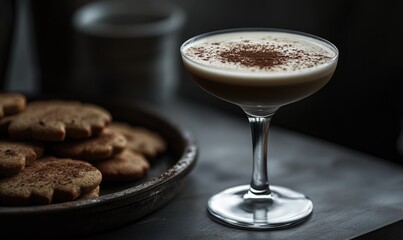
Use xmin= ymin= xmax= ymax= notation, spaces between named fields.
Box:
xmin=182 ymin=31 xmax=337 ymax=82
xmin=180 ymin=29 xmax=338 ymax=107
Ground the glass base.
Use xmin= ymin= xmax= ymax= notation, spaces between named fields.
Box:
xmin=207 ymin=185 xmax=313 ymax=229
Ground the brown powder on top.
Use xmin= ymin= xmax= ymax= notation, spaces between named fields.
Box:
xmin=219 ymin=44 xmax=288 ymax=69
xmin=186 ymin=41 xmax=332 ymax=71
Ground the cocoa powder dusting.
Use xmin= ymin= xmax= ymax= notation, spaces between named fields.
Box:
xmin=219 ymin=43 xmax=331 ymax=70
xmin=186 ymin=39 xmax=332 ymax=71
xmin=219 ymin=44 xmax=288 ymax=69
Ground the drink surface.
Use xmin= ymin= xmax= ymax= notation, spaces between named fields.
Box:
xmin=180 ymin=29 xmax=338 ymax=108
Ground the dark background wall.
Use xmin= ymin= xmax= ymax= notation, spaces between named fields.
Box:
xmin=3 ymin=0 xmax=403 ymax=164
xmin=174 ymin=0 xmax=403 ymax=164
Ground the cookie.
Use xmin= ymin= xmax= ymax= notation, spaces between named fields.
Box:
xmin=8 ymin=100 xmax=112 ymax=141
xmin=93 ymin=149 xmax=149 ymax=182
xmin=0 ymin=140 xmax=44 ymax=176
xmin=109 ymin=122 xmax=167 ymax=160
xmin=0 ymin=92 xmax=26 ymax=118
xmin=0 ymin=156 xmax=102 ymax=206
xmin=50 ymin=128 xmax=127 ymax=161
xmin=78 ymin=185 xmax=100 ymax=200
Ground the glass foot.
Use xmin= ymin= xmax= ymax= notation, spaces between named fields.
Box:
xmin=207 ymin=185 xmax=313 ymax=229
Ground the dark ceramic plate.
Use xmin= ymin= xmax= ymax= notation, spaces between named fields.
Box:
xmin=0 ymin=101 xmax=198 ymax=238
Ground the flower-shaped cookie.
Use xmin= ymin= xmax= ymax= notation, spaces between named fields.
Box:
xmin=0 ymin=140 xmax=44 ymax=176
xmin=8 ymin=100 xmax=112 ymax=141
xmin=109 ymin=122 xmax=166 ymax=160
xmin=0 ymin=92 xmax=26 ymax=118
xmin=93 ymin=149 xmax=149 ymax=182
xmin=50 ymin=128 xmax=127 ymax=161
xmin=0 ymin=156 xmax=102 ymax=205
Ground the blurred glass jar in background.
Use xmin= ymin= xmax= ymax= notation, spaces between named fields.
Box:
xmin=71 ymin=0 xmax=185 ymax=104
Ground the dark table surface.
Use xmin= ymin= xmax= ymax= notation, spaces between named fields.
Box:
xmin=76 ymin=97 xmax=403 ymax=240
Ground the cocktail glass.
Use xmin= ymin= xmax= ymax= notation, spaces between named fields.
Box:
xmin=180 ymin=28 xmax=339 ymax=229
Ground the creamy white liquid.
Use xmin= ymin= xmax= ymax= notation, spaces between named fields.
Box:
xmin=180 ymin=30 xmax=338 ymax=108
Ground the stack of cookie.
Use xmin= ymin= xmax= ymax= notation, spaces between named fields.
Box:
xmin=0 ymin=92 xmax=167 ymax=206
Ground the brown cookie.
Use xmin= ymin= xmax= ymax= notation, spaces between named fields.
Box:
xmin=0 ymin=140 xmax=44 ymax=176
xmin=93 ymin=149 xmax=149 ymax=182
xmin=0 ymin=92 xmax=26 ymax=118
xmin=50 ymin=128 xmax=127 ymax=161
xmin=0 ymin=156 xmax=102 ymax=206
xmin=8 ymin=100 xmax=112 ymax=141
xmin=109 ymin=122 xmax=167 ymax=160
xmin=78 ymin=185 xmax=100 ymax=200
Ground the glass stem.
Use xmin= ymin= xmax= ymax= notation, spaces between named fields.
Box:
xmin=245 ymin=112 xmax=275 ymax=198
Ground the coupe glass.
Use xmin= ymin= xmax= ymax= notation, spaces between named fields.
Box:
xmin=180 ymin=28 xmax=339 ymax=229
